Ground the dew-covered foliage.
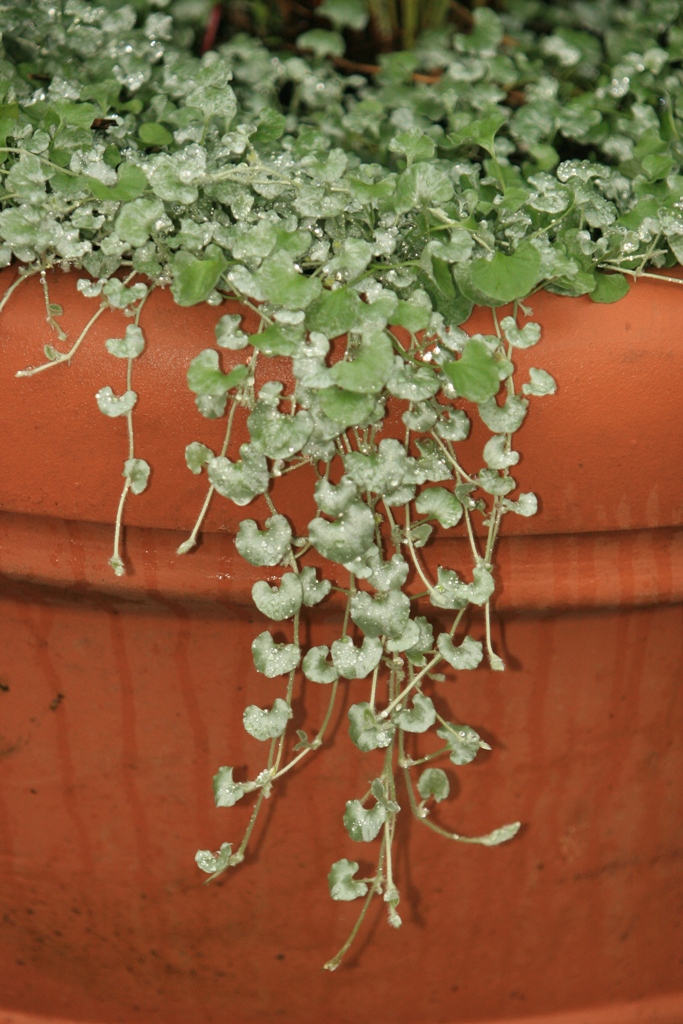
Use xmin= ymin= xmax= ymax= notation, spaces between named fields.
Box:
xmin=2 ymin=0 xmax=682 ymax=969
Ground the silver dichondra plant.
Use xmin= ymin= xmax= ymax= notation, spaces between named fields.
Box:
xmin=1 ymin=0 xmax=682 ymax=969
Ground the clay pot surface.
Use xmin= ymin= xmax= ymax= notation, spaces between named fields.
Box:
xmin=0 ymin=268 xmax=682 ymax=1024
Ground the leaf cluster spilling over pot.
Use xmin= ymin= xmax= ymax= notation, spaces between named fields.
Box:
xmin=1 ymin=0 xmax=682 ymax=968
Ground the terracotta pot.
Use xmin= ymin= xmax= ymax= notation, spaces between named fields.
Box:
xmin=0 ymin=268 xmax=682 ymax=1024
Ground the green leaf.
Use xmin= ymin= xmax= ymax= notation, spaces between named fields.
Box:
xmin=243 ymin=698 xmax=293 ymax=740
xmin=590 ymin=272 xmax=630 ymax=303
xmin=460 ymin=7 xmax=504 ymax=54
xmin=102 ymin=280 xmax=148 ymax=310
xmin=248 ymin=402 xmax=313 ymax=461
xmin=250 ymin=322 xmax=302 ymax=357
xmin=95 ymin=386 xmax=137 ymax=417
xmin=395 ymin=163 xmax=454 ymax=213
xmin=500 ymin=316 xmax=541 ymax=349
xmin=185 ymin=441 xmax=213 ymax=474
xmin=328 ymin=859 xmax=368 ymax=901
xmin=117 ymin=197 xmax=166 ymax=249
xmin=306 ymin=287 xmax=366 ymax=338
xmin=350 ymin=589 xmax=411 ymax=639
xmin=502 ymin=492 xmax=538 ymax=517
xmin=344 ymin=438 xmax=412 ymax=496
xmin=317 ymin=0 xmax=369 ymax=31
xmin=251 ymin=631 xmax=300 ymax=678
xmin=187 ymin=350 xmax=248 ymax=396
xmin=171 ymin=249 xmax=228 ymax=306
xmin=365 ymin=552 xmax=409 ymax=592
xmin=314 ymin=477 xmax=359 ymax=516
xmin=415 ymin=269 xmax=473 ymax=329
xmin=123 ymin=458 xmax=150 ymax=495
xmin=213 ymin=766 xmax=247 ymax=807
xmin=215 ymin=314 xmax=249 ymax=350
xmin=331 ymin=636 xmax=383 ymax=680
xmin=389 ymin=128 xmax=435 ymax=166
xmin=297 ymin=28 xmax=345 ymax=58
xmin=387 ymin=360 xmax=440 ymax=401
xmin=105 ymin=324 xmax=145 ymax=359
xmin=329 ymin=330 xmax=394 ymax=395
xmin=417 ymin=768 xmax=450 ymax=803
xmin=139 ymin=122 xmax=174 ymax=146
xmin=302 ymin=645 xmax=339 ymax=684
xmin=385 ymin=620 xmax=421 ymax=654
xmin=394 ymin=693 xmax=436 ymax=734
xmin=415 ymin=487 xmax=463 ymax=528
xmin=258 ymin=251 xmax=322 ymax=309
xmin=436 ymin=723 xmax=491 ymax=765
xmin=473 ymin=822 xmax=521 ymax=846
xmin=52 ymin=100 xmax=98 ymax=129
xmin=299 ymin=566 xmax=332 ymax=606
xmin=483 ymin=435 xmax=519 ymax=470
xmin=308 ymin=501 xmax=375 ymax=564
xmin=522 ymin=368 xmax=557 ymax=396
xmin=348 ymin=701 xmax=395 ymax=751
xmin=251 ymin=108 xmax=287 ymax=148
xmin=448 ymin=112 xmax=507 ymax=157
xmin=196 ymin=842 xmax=233 ymax=876
xmin=429 ymin=568 xmax=467 ymax=610
xmin=478 ymin=394 xmax=528 ymax=433
xmin=344 ymin=800 xmax=386 ymax=842
xmin=389 ymin=299 xmax=431 ymax=333
xmin=444 ymin=339 xmax=500 ymax=403
xmin=252 ymin=573 xmax=303 ymax=621
xmin=86 ymin=163 xmax=148 ymax=201
xmin=236 ymin=515 xmax=292 ymax=566
xmin=437 ymin=633 xmax=484 ymax=670
xmin=469 ymin=243 xmax=542 ymax=304
xmin=477 ymin=468 xmax=516 ymax=496
xmin=208 ymin=446 xmax=269 ymax=505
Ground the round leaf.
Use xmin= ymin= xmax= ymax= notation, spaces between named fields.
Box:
xmin=469 ymin=243 xmax=542 ymax=304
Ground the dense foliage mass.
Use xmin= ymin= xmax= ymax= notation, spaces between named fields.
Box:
xmin=1 ymin=0 xmax=681 ymax=967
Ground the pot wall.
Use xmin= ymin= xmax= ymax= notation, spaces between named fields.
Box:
xmin=0 ymin=270 xmax=682 ymax=1024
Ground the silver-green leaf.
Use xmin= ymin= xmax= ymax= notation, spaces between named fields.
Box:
xmin=243 ymin=698 xmax=293 ymax=740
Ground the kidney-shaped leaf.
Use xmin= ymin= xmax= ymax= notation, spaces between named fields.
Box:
xmin=236 ymin=515 xmax=292 ymax=566
xmin=331 ymin=636 xmax=383 ymax=679
xmin=251 ymin=631 xmax=300 ymax=678
xmin=308 ymin=501 xmax=375 ymax=564
xmin=394 ymin=693 xmax=436 ymax=733
xmin=328 ymin=859 xmax=368 ymax=901
xmin=252 ymin=573 xmax=303 ymax=621
xmin=243 ymin=698 xmax=293 ymax=740
xmin=437 ymin=633 xmax=484 ymax=670
xmin=343 ymin=799 xmax=386 ymax=842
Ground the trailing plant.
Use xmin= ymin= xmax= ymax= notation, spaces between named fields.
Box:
xmin=1 ymin=0 xmax=682 ymax=969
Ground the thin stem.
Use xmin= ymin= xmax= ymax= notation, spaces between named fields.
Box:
xmin=271 ymin=678 xmax=339 ymax=782
xmin=109 ymin=478 xmax=131 ymax=577
xmin=40 ymin=270 xmax=67 ymax=341
xmin=403 ymin=505 xmax=434 ymax=594
xmin=177 ymin=351 xmax=257 ymax=555
xmin=429 ymin=432 xmax=477 ymax=485
xmin=379 ymin=653 xmax=441 ymax=721
xmin=16 ymin=302 xmax=106 ymax=377
xmin=0 ymin=267 xmax=39 ymax=314
xmin=323 ymin=836 xmax=386 ymax=972
xmin=597 ymin=266 xmax=683 ymax=286
xmin=369 ymin=661 xmax=380 ymax=712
